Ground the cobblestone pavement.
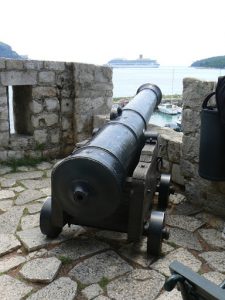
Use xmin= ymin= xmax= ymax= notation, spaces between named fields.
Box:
xmin=0 ymin=161 xmax=224 ymax=300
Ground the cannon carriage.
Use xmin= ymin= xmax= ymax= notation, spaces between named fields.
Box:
xmin=40 ymin=83 xmax=171 ymax=256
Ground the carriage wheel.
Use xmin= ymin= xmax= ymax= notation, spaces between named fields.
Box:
xmin=40 ymin=197 xmax=62 ymax=238
xmin=147 ymin=210 xmax=169 ymax=256
xmin=157 ymin=174 xmax=171 ymax=211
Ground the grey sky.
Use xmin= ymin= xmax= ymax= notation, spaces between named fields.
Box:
xmin=1 ymin=0 xmax=225 ymax=66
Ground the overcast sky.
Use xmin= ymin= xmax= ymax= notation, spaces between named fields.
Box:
xmin=1 ymin=0 xmax=225 ymax=66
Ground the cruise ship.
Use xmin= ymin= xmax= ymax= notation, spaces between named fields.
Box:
xmin=107 ymin=55 xmax=160 ymax=68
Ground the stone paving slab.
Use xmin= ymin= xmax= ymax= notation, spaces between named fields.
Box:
xmin=199 ymin=251 xmax=225 ymax=273
xmin=156 ymin=289 xmax=182 ymax=300
xmin=151 ymin=248 xmax=202 ymax=276
xmin=166 ymin=214 xmax=205 ymax=232
xmin=15 ymin=189 xmax=45 ymax=205
xmin=0 ymin=255 xmax=26 ymax=273
xmin=0 ymin=275 xmax=33 ymax=300
xmin=0 ymin=189 xmax=15 ymax=200
xmin=203 ymin=271 xmax=225 ymax=285
xmin=0 ymin=178 xmax=16 ymax=188
xmin=49 ymin=237 xmax=110 ymax=260
xmin=16 ymin=226 xmax=80 ymax=252
xmin=21 ymin=213 xmax=40 ymax=230
xmin=82 ymin=283 xmax=104 ymax=299
xmin=107 ymin=269 xmax=165 ymax=300
xmin=92 ymin=296 xmax=110 ymax=300
xmin=0 ymin=234 xmax=21 ymax=256
xmin=0 ymin=166 xmax=12 ymax=175
xmin=168 ymin=227 xmax=202 ymax=251
xmin=119 ymin=239 xmax=174 ymax=268
xmin=36 ymin=161 xmax=53 ymax=170
xmin=27 ymin=277 xmax=77 ymax=300
xmin=0 ymin=206 xmax=24 ymax=234
xmin=20 ymin=257 xmax=61 ymax=283
xmin=9 ymin=186 xmax=25 ymax=193
xmin=4 ymin=170 xmax=44 ymax=180
xmin=0 ymin=199 xmax=13 ymax=212
xmin=195 ymin=212 xmax=224 ymax=230
xmin=198 ymin=228 xmax=225 ymax=249
xmin=19 ymin=178 xmax=51 ymax=190
xmin=69 ymin=250 xmax=133 ymax=285
xmin=26 ymin=202 xmax=43 ymax=214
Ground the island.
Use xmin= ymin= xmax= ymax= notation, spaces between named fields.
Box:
xmin=191 ymin=55 xmax=225 ymax=69
xmin=0 ymin=41 xmax=26 ymax=59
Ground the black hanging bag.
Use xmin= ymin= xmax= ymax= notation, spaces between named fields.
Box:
xmin=199 ymin=76 xmax=225 ymax=181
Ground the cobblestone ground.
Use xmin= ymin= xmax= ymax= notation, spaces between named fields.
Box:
xmin=0 ymin=161 xmax=224 ymax=300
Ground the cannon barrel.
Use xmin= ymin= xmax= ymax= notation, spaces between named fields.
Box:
xmin=52 ymin=83 xmax=162 ymax=223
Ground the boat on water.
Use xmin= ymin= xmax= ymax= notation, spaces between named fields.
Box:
xmin=107 ymin=54 xmax=160 ymax=68
xmin=158 ymin=103 xmax=182 ymax=115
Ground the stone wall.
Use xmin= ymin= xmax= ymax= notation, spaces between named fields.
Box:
xmin=181 ymin=78 xmax=225 ymax=216
xmin=0 ymin=59 xmax=112 ymax=161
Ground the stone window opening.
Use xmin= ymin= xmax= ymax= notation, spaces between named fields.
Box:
xmin=7 ymin=85 xmax=33 ymax=135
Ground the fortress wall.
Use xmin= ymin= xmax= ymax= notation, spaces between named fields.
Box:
xmin=0 ymin=59 xmax=112 ymax=161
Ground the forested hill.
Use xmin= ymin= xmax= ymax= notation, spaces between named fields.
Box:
xmin=0 ymin=42 xmax=23 ymax=59
xmin=191 ymin=56 xmax=225 ymax=69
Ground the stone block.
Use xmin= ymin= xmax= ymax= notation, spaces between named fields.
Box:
xmin=75 ymin=113 xmax=92 ymax=133
xmin=182 ymin=108 xmax=201 ymax=134
xmin=182 ymin=135 xmax=200 ymax=163
xmin=34 ymin=129 xmax=47 ymax=143
xmin=24 ymin=60 xmax=43 ymax=70
xmin=0 ymin=95 xmax=7 ymax=105
xmin=6 ymin=59 xmax=24 ymax=70
xmin=49 ymin=129 xmax=60 ymax=144
xmin=0 ymin=131 xmax=9 ymax=146
xmin=0 ymin=105 xmax=9 ymax=120
xmin=61 ymin=98 xmax=73 ymax=113
xmin=62 ymin=117 xmax=71 ymax=130
xmin=95 ymin=67 xmax=112 ymax=83
xmin=32 ymin=86 xmax=57 ymax=98
xmin=39 ymin=71 xmax=55 ymax=84
xmin=168 ymin=139 xmax=182 ymax=163
xmin=0 ymin=86 xmax=7 ymax=96
xmin=183 ymin=78 xmax=215 ymax=110
xmin=7 ymin=150 xmax=25 ymax=160
xmin=0 ymin=59 xmax=6 ymax=69
xmin=0 ymin=120 xmax=9 ymax=131
xmin=32 ymin=113 xmax=58 ymax=128
xmin=93 ymin=114 xmax=109 ymax=129
xmin=1 ymin=70 xmax=37 ymax=85
xmin=172 ymin=163 xmax=185 ymax=185
xmin=29 ymin=100 xmax=43 ymax=114
xmin=44 ymin=61 xmax=65 ymax=71
xmin=0 ymin=150 xmax=8 ymax=161
xmin=75 ymin=97 xmax=93 ymax=114
xmin=45 ymin=98 xmax=59 ymax=111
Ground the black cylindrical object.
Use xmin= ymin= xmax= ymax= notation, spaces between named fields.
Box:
xmin=199 ymin=108 xmax=225 ymax=180
xmin=52 ymin=83 xmax=162 ymax=222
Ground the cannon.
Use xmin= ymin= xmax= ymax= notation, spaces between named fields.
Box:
xmin=164 ymin=261 xmax=225 ymax=300
xmin=40 ymin=83 xmax=171 ymax=256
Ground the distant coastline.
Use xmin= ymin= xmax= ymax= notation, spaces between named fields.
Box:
xmin=191 ymin=55 xmax=225 ymax=69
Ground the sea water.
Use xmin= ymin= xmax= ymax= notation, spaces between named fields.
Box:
xmin=112 ymin=66 xmax=225 ymax=126
xmin=112 ymin=66 xmax=225 ymax=97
